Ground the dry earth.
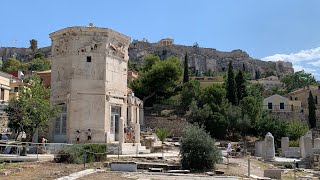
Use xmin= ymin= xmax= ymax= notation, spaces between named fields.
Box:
xmin=0 ymin=157 xmax=315 ymax=180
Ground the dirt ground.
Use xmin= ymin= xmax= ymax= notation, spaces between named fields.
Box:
xmin=0 ymin=157 xmax=316 ymax=180
xmin=1 ymin=161 xmax=84 ymax=180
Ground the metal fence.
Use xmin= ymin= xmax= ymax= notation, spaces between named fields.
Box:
xmin=263 ymin=105 xmax=302 ymax=112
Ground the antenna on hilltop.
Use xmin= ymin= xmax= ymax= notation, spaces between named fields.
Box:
xmin=88 ymin=23 xmax=94 ymax=27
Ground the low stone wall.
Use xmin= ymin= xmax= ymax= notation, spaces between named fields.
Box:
xmin=270 ymin=112 xmax=307 ymax=123
xmin=0 ymin=115 xmax=8 ymax=133
xmin=144 ymin=116 xmax=189 ymax=137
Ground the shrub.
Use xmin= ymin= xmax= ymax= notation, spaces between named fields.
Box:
xmin=287 ymin=122 xmax=309 ymax=141
xmin=289 ymin=140 xmax=299 ymax=147
xmin=55 ymin=144 xmax=107 ymax=164
xmin=180 ymin=124 xmax=222 ymax=171
xmin=156 ymin=128 xmax=170 ymax=144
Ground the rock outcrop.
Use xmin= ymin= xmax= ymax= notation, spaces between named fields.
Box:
xmin=129 ymin=40 xmax=294 ymax=78
xmin=0 ymin=40 xmax=294 ymax=78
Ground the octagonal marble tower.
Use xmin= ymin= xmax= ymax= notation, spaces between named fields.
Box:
xmin=49 ymin=25 xmax=131 ymax=143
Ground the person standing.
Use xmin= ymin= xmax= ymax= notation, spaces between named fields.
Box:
xmin=87 ymin=129 xmax=92 ymax=141
xmin=76 ymin=130 xmax=80 ymax=143
xmin=128 ymin=126 xmax=133 ymax=142
xmin=226 ymin=142 xmax=232 ymax=156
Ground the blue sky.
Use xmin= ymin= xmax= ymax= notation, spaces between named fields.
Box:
xmin=1 ymin=0 xmax=320 ymax=78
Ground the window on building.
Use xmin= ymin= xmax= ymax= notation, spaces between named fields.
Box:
xmin=55 ymin=104 xmax=67 ymax=135
xmin=280 ymin=103 xmax=285 ymax=109
xmin=0 ymin=89 xmax=4 ymax=100
xmin=86 ymin=56 xmax=92 ymax=62
xmin=268 ymin=102 xmax=272 ymax=109
xmin=14 ymin=87 xmax=19 ymax=92
xmin=295 ymin=97 xmax=298 ymax=100
xmin=290 ymin=96 xmax=293 ymax=100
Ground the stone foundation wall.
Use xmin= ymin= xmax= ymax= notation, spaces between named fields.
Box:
xmin=144 ymin=116 xmax=188 ymax=137
xmin=0 ymin=114 xmax=9 ymax=133
xmin=270 ymin=112 xmax=307 ymax=124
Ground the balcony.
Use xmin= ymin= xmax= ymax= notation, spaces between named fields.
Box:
xmin=263 ymin=105 xmax=302 ymax=112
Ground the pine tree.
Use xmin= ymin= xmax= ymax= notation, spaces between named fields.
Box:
xmin=308 ymin=91 xmax=317 ymax=128
xmin=183 ymin=53 xmax=189 ymax=83
xmin=29 ymin=39 xmax=38 ymax=52
xmin=226 ymin=61 xmax=237 ymax=105
xmin=235 ymin=70 xmax=246 ymax=103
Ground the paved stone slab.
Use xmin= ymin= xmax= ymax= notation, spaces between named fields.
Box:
xmin=55 ymin=169 xmax=97 ymax=180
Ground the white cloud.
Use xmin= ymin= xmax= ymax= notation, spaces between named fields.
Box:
xmin=262 ymin=47 xmax=320 ymax=80
xmin=293 ymin=65 xmax=316 ymax=73
xmin=262 ymin=47 xmax=320 ymax=63
xmin=308 ymin=60 xmax=320 ymax=67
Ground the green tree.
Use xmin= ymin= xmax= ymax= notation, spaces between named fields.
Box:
xmin=186 ymin=100 xmax=212 ymax=125
xmin=28 ymin=58 xmax=51 ymax=71
xmin=226 ymin=62 xmax=237 ymax=105
xmin=29 ymin=39 xmax=38 ymax=52
xmin=199 ymin=84 xmax=229 ymax=139
xmin=2 ymin=58 xmax=22 ymax=72
xmin=255 ymin=111 xmax=289 ymax=145
xmin=180 ymin=80 xmax=201 ymax=110
xmin=130 ymin=55 xmax=182 ymax=106
xmin=235 ymin=70 xmax=246 ymax=103
xmin=200 ymin=84 xmax=228 ymax=113
xmin=183 ymin=52 xmax=189 ymax=83
xmin=33 ymin=51 xmax=45 ymax=59
xmin=180 ymin=124 xmax=222 ymax=171
xmin=5 ymin=75 xmax=59 ymax=141
xmin=225 ymin=105 xmax=251 ymax=138
xmin=240 ymin=96 xmax=262 ymax=125
xmin=287 ymin=122 xmax=309 ymax=141
xmin=308 ymin=91 xmax=317 ymax=128
xmin=142 ymin=54 xmax=160 ymax=72
xmin=246 ymin=83 xmax=264 ymax=102
xmin=156 ymin=128 xmax=170 ymax=144
xmin=281 ymin=71 xmax=318 ymax=92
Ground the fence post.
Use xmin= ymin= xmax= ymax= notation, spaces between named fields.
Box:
xmin=117 ymin=146 xmax=120 ymax=159
xmin=136 ymin=144 xmax=138 ymax=157
xmin=83 ymin=152 xmax=87 ymax=169
xmin=36 ymin=144 xmax=39 ymax=161
xmin=247 ymin=155 xmax=250 ymax=177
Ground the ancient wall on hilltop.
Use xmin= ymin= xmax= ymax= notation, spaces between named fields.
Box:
xmin=0 ymin=41 xmax=294 ymax=78
xmin=129 ymin=41 xmax=294 ymax=78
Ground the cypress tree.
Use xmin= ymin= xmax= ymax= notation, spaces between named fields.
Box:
xmin=308 ymin=91 xmax=317 ymax=128
xmin=183 ymin=53 xmax=189 ymax=83
xmin=235 ymin=70 xmax=246 ymax=103
xmin=226 ymin=61 xmax=237 ymax=105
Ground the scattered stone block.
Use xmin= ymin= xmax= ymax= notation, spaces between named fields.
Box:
xmin=148 ymin=168 xmax=163 ymax=172
xmin=215 ymin=170 xmax=224 ymax=175
xmin=264 ymin=169 xmax=282 ymax=179
xmin=314 ymin=138 xmax=320 ymax=149
xmin=110 ymin=161 xmax=137 ymax=172
xmin=297 ymin=176 xmax=318 ymax=180
xmin=255 ymin=141 xmax=264 ymax=157
xmin=167 ymin=170 xmax=190 ymax=174
xmin=264 ymin=132 xmax=275 ymax=161
xmin=281 ymin=137 xmax=289 ymax=157
xmin=285 ymin=147 xmax=301 ymax=158
xmin=205 ymin=172 xmax=214 ymax=176
xmin=300 ymin=136 xmax=313 ymax=159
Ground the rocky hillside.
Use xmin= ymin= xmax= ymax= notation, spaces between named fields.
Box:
xmin=0 ymin=41 xmax=294 ymax=78
xmin=129 ymin=40 xmax=294 ymax=78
